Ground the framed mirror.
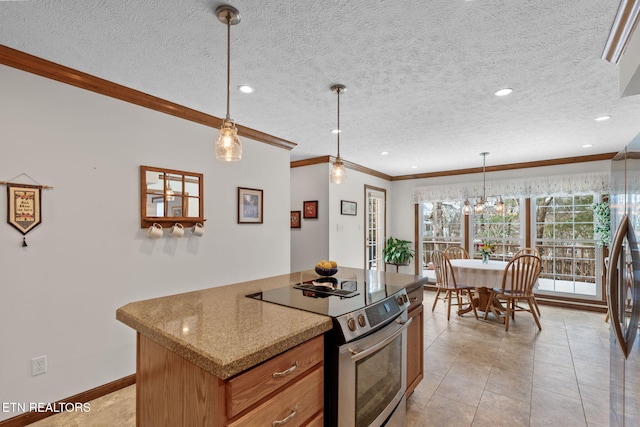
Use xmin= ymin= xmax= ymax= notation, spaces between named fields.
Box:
xmin=140 ymin=165 xmax=204 ymax=228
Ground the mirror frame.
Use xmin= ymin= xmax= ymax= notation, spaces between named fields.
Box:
xmin=140 ymin=165 xmax=204 ymax=228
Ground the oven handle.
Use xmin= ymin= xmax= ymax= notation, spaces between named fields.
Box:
xmin=348 ymin=316 xmax=412 ymax=362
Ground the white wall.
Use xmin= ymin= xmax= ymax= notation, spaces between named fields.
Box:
xmin=329 ymin=169 xmax=391 ymax=269
xmin=0 ymin=65 xmax=291 ymax=421
xmin=389 ymin=160 xmax=613 ymax=273
xmin=291 ymin=164 xmax=391 ymax=271
xmin=290 ymin=164 xmax=329 ymax=272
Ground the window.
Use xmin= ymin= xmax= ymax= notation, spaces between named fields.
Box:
xmin=420 ymin=201 xmax=464 ymax=269
xmin=473 ymin=197 xmax=522 ymax=260
xmin=534 ymin=194 xmax=600 ymax=297
xmin=365 ymin=186 xmax=386 ymax=270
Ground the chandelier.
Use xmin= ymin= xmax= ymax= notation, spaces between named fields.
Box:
xmin=215 ymin=5 xmax=242 ymax=162
xmin=465 ymin=152 xmax=504 ymax=215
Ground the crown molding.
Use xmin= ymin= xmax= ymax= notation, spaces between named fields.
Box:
xmin=0 ymin=45 xmax=296 ymax=151
xmin=391 ymin=152 xmax=618 ymax=181
xmin=292 ymin=153 xmax=617 ymax=182
xmin=290 ymin=156 xmax=392 ymax=181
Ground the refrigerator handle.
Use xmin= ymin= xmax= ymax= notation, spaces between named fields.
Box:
xmin=607 ymin=215 xmax=629 ymax=358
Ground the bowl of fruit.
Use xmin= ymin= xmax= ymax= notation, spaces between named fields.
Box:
xmin=315 ymin=260 xmax=338 ymax=276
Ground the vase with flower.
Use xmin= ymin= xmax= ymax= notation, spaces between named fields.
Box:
xmin=476 ymin=242 xmax=496 ymax=264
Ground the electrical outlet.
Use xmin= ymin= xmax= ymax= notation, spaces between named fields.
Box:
xmin=31 ymin=355 xmax=47 ymax=376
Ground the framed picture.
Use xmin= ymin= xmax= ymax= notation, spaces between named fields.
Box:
xmin=303 ymin=200 xmax=318 ymax=219
xmin=290 ymin=211 xmax=301 ymax=228
xmin=341 ymin=200 xmax=357 ymax=216
xmin=171 ymin=206 xmax=183 ymax=217
xmin=238 ymin=187 xmax=263 ymax=224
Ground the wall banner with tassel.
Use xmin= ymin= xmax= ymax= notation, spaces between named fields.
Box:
xmin=6 ymin=183 xmax=42 ymax=246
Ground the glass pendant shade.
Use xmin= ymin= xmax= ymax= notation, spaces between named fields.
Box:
xmin=330 ymin=158 xmax=347 ymax=184
xmin=463 ymin=200 xmax=471 ymax=215
xmin=474 ymin=199 xmax=485 ymax=214
xmin=494 ymin=198 xmax=505 ymax=213
xmin=165 ymin=176 xmax=175 ymax=202
xmin=215 ymin=119 xmax=242 ymax=161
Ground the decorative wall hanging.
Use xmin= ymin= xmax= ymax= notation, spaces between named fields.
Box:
xmin=290 ymin=211 xmax=301 ymax=228
xmin=139 ymin=165 xmax=204 ymax=229
xmin=303 ymin=200 xmax=318 ymax=219
xmin=1 ymin=173 xmax=53 ymax=246
xmin=341 ymin=200 xmax=357 ymax=216
xmin=238 ymin=187 xmax=263 ymax=224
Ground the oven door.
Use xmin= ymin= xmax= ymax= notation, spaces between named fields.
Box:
xmin=337 ymin=312 xmax=411 ymax=427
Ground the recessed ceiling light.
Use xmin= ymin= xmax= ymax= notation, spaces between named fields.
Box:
xmin=595 ymin=115 xmax=611 ymax=121
xmin=380 ymin=151 xmax=389 ymax=155
xmin=411 ymin=165 xmax=418 ymax=169
xmin=331 ymin=129 xmax=341 ymax=134
xmin=494 ymin=88 xmax=513 ymax=97
xmin=583 ymin=144 xmax=593 ymax=148
xmin=238 ymin=85 xmax=253 ymax=93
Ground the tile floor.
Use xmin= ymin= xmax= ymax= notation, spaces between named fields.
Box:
xmin=407 ymin=290 xmax=610 ymax=427
xmin=28 ymin=289 xmax=610 ymax=427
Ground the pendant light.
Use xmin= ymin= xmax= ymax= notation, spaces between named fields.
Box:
xmin=165 ymin=174 xmax=175 ymax=202
xmin=463 ymin=200 xmax=471 ymax=215
xmin=330 ymin=84 xmax=347 ymax=184
xmin=474 ymin=152 xmax=489 ymax=214
xmin=215 ymin=5 xmax=242 ymax=162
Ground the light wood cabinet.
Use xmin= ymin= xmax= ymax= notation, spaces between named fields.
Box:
xmin=136 ymin=334 xmax=324 ymax=426
xmin=406 ymin=287 xmax=424 ymax=397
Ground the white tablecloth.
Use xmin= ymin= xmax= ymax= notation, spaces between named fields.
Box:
xmin=449 ymin=259 xmax=508 ymax=289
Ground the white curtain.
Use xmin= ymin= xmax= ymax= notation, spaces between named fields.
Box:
xmin=411 ymin=171 xmax=610 ymax=203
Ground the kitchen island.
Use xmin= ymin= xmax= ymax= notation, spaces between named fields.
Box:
xmin=117 ymin=267 xmax=427 ymax=426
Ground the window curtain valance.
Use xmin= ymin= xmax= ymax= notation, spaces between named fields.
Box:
xmin=411 ymin=171 xmax=610 ymax=203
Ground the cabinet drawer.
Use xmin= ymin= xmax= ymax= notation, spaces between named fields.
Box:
xmin=302 ymin=410 xmax=323 ymax=427
xmin=227 ymin=366 xmax=324 ymax=427
xmin=226 ymin=335 xmax=324 ymax=418
xmin=408 ymin=287 xmax=424 ymax=311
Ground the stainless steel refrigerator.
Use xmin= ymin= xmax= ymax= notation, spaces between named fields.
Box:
xmin=608 ymin=134 xmax=640 ymax=426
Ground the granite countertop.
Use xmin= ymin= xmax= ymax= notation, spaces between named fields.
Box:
xmin=116 ymin=267 xmax=428 ymax=380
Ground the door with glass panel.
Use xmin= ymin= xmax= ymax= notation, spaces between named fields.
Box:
xmin=365 ymin=186 xmax=386 ymax=270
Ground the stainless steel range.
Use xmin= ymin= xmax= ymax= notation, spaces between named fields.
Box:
xmin=248 ymin=276 xmax=411 ymax=427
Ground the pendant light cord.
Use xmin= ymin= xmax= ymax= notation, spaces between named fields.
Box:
xmin=225 ymin=13 xmax=231 ymax=121
xmin=482 ymin=153 xmax=486 ymax=200
xmin=336 ymin=89 xmax=341 ymax=158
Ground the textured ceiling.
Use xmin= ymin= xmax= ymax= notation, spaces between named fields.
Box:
xmin=2 ymin=0 xmax=640 ymax=176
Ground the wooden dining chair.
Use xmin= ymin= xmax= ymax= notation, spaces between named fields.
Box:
xmin=483 ymin=254 xmax=542 ymax=331
xmin=512 ymin=248 xmax=542 ymax=316
xmin=431 ymin=250 xmax=478 ymax=320
xmin=443 ymin=245 xmax=470 ymax=260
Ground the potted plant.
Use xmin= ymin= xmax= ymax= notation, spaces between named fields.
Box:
xmin=382 ymin=237 xmax=415 ymax=265
xmin=593 ymin=201 xmax=611 ymax=248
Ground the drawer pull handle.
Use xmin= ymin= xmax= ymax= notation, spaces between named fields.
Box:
xmin=272 ymin=361 xmax=298 ymax=378
xmin=272 ymin=405 xmax=298 ymax=426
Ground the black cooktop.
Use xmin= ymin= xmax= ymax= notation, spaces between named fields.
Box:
xmin=247 ymin=277 xmax=405 ymax=318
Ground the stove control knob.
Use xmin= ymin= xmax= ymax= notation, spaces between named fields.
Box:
xmin=358 ymin=314 xmax=367 ymax=327
xmin=397 ymin=294 xmax=407 ymax=306
xmin=347 ymin=317 xmax=357 ymax=331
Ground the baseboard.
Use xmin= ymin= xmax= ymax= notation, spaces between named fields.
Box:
xmin=0 ymin=374 xmax=136 ymax=427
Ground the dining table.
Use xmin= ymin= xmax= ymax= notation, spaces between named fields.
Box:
xmin=448 ymin=258 xmax=509 ymax=316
